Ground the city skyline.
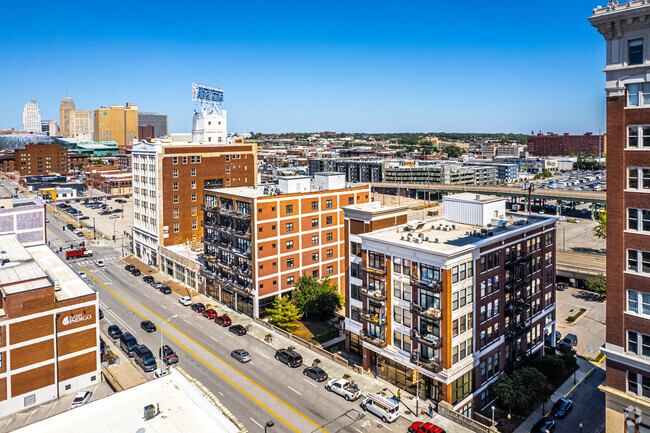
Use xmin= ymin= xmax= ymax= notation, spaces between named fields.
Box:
xmin=2 ymin=1 xmax=606 ymax=135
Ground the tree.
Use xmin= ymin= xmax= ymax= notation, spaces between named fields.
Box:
xmin=493 ymin=367 xmax=553 ymax=414
xmin=293 ymin=275 xmax=344 ymax=319
xmin=593 ymin=210 xmax=606 ymax=239
xmin=585 ymin=274 xmax=607 ymax=299
xmin=534 ymin=173 xmax=544 ymax=180
xmin=442 ymin=145 xmax=463 ymax=158
xmin=265 ymin=295 xmax=302 ymax=330
xmin=542 ymin=169 xmax=553 ymax=178
xmin=532 ymin=355 xmax=568 ymax=387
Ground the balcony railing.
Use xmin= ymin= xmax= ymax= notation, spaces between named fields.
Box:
xmin=361 ymin=263 xmax=387 ymax=276
xmin=361 ymin=330 xmax=387 ymax=348
xmin=361 ymin=309 xmax=386 ymax=326
xmin=410 ymin=302 xmax=442 ymax=321
xmin=505 ymin=253 xmax=533 ymax=269
xmin=411 ymin=329 xmax=443 ymax=349
xmin=505 ymin=323 xmax=531 ymax=341
xmin=410 ymin=352 xmax=442 ymax=373
xmin=410 ymin=275 xmax=442 ymax=293
xmin=361 ymin=286 xmax=387 ymax=301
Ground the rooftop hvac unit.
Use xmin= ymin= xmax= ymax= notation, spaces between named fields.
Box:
xmin=144 ymin=404 xmax=156 ymax=421
xmin=424 ymin=236 xmax=430 ymax=242
xmin=434 ymin=238 xmax=440 ymax=243
xmin=451 ymin=224 xmax=456 ymax=230
xmin=487 ymin=231 xmax=494 ymax=236
xmin=479 ymin=233 xmax=487 ymax=238
xmin=400 ymin=234 xmax=406 ymax=241
xmin=415 ymin=238 xmax=422 ymax=244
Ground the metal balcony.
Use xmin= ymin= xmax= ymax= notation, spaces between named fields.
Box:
xmin=410 ymin=275 xmax=442 ymax=293
xmin=361 ymin=309 xmax=387 ymax=326
xmin=360 ymin=330 xmax=387 ymax=348
xmin=505 ymin=253 xmax=533 ymax=269
xmin=410 ymin=302 xmax=442 ymax=321
xmin=411 ymin=329 xmax=443 ymax=349
xmin=410 ymin=352 xmax=442 ymax=373
xmin=361 ymin=286 xmax=387 ymax=302
xmin=505 ymin=323 xmax=530 ymax=341
xmin=361 ymin=263 xmax=387 ymax=277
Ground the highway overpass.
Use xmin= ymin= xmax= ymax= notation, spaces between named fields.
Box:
xmin=556 ymin=251 xmax=606 ymax=283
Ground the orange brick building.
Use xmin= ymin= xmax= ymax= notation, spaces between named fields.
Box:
xmin=201 ymin=173 xmax=371 ymax=317
xmin=15 ymin=144 xmax=68 ymax=176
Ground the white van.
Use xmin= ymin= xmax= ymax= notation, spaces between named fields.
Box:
xmin=360 ymin=393 xmax=401 ymax=423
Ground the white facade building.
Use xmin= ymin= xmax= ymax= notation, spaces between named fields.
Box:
xmin=131 ymin=142 xmax=160 ymax=267
xmin=22 ymin=100 xmax=42 ymax=133
xmin=192 ymin=110 xmax=227 ymax=144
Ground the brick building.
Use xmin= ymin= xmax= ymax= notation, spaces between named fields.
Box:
xmin=0 ymin=152 xmax=15 ymax=173
xmin=343 ymin=194 xmax=557 ymax=420
xmin=87 ymin=170 xmax=132 ymax=195
xmin=138 ymin=125 xmax=154 ymax=142
xmin=527 ymin=133 xmax=606 ymax=156
xmin=14 ymin=144 xmax=68 ymax=176
xmin=0 ymin=199 xmax=100 ymax=416
xmin=68 ymin=153 xmax=89 ymax=171
xmin=201 ymin=173 xmax=371 ymax=317
xmin=590 ymin=3 xmax=650 ymax=432
xmin=132 ymin=141 xmax=257 ymax=268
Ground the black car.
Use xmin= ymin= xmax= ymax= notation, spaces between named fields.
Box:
xmin=191 ymin=303 xmax=205 ymax=313
xmin=131 ymin=268 xmax=141 ymax=276
xmin=551 ymin=398 xmax=573 ymax=418
xmin=66 ymin=223 xmax=75 ymax=230
xmin=229 ymin=324 xmax=247 ymax=336
xmin=125 ymin=264 xmax=136 ymax=272
xmin=141 ymin=320 xmax=156 ymax=333
xmin=160 ymin=286 xmax=171 ymax=294
xmin=275 ymin=349 xmax=303 ymax=368
xmin=159 ymin=345 xmax=178 ymax=365
xmin=143 ymin=275 xmax=154 ymax=283
xmin=531 ymin=417 xmax=555 ymax=433
xmin=79 ymin=216 xmax=90 ymax=220
xmin=99 ymin=309 xmax=104 ymax=320
xmin=303 ymin=366 xmax=328 ymax=382
xmin=107 ymin=324 xmax=122 ymax=339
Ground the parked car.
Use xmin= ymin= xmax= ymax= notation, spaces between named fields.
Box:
xmin=229 ymin=324 xmax=247 ymax=336
xmin=275 ymin=349 xmax=303 ymax=368
xmin=325 ymin=378 xmax=361 ymax=401
xmin=191 ymin=303 xmax=205 ymax=313
xmin=160 ymin=285 xmax=172 ymax=294
xmin=131 ymin=268 xmax=141 ymax=276
xmin=134 ymin=344 xmax=157 ymax=372
xmin=179 ymin=296 xmax=192 ymax=306
xmin=159 ymin=345 xmax=178 ymax=365
xmin=109 ymin=215 xmax=119 ymax=219
xmin=150 ymin=281 xmax=162 ymax=289
xmin=143 ymin=275 xmax=154 ymax=283
xmin=361 ymin=394 xmax=400 ymax=423
xmin=408 ymin=422 xmax=446 ymax=433
xmin=303 ymin=366 xmax=328 ymax=382
xmin=125 ymin=264 xmax=136 ymax=272
xmin=99 ymin=309 xmax=104 ymax=320
xmin=531 ymin=417 xmax=555 ymax=433
xmin=119 ymin=333 xmax=138 ymax=357
xmin=557 ymin=282 xmax=569 ymax=290
xmin=545 ymin=331 xmax=562 ymax=346
xmin=559 ymin=333 xmax=578 ymax=351
xmin=202 ymin=309 xmax=217 ymax=319
xmin=215 ymin=314 xmax=232 ymax=327
xmin=551 ymin=398 xmax=573 ymax=418
xmin=231 ymin=349 xmax=252 ymax=363
xmin=141 ymin=320 xmax=156 ymax=333
xmin=115 ymin=199 xmax=126 ymax=203
xmin=79 ymin=216 xmax=90 ymax=220
xmin=107 ymin=324 xmax=122 ymax=339
xmin=70 ymin=390 xmax=92 ymax=408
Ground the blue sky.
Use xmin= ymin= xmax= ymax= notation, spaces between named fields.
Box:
xmin=1 ymin=1 xmax=608 ymax=135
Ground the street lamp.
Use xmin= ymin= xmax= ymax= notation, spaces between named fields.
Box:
xmin=264 ymin=420 xmax=274 ymax=432
xmin=492 ymin=406 xmax=496 ymax=427
xmin=579 ymin=423 xmax=583 ymax=433
xmin=160 ymin=314 xmax=178 ymax=366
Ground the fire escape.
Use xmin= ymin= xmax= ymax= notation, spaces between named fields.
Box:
xmin=409 ymin=273 xmax=443 ymax=373
xmin=504 ymin=248 xmax=533 ymax=363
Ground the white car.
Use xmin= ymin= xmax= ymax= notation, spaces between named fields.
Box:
xmin=179 ymin=296 xmax=192 ymax=306
xmin=78 ymin=271 xmax=87 ymax=279
xmin=96 ymin=260 xmax=105 ymax=268
xmin=325 ymin=378 xmax=362 ymax=401
xmin=109 ymin=215 xmax=119 ymax=219
xmin=71 ymin=390 xmax=92 ymax=408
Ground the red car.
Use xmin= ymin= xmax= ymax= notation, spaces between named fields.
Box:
xmin=202 ymin=309 xmax=217 ymax=319
xmin=408 ymin=422 xmax=446 ymax=433
xmin=215 ymin=314 xmax=232 ymax=327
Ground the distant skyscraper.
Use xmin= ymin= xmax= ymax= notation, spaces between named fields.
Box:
xmin=93 ymin=102 xmax=138 ymax=147
xmin=59 ymin=98 xmax=76 ymax=137
xmin=73 ymin=110 xmax=93 ymax=140
xmin=22 ymin=99 xmax=41 ymax=133
xmin=138 ymin=112 xmax=169 ymax=138
xmin=40 ymin=120 xmax=59 ymax=136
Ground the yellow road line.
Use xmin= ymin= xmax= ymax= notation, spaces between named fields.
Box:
xmin=47 ymin=227 xmax=65 ymax=243
xmin=141 ymin=304 xmax=309 ymax=433
xmin=557 ymin=258 xmax=606 ymax=268
xmin=81 ymin=266 xmax=147 ymax=320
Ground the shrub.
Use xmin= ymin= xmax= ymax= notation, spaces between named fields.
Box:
xmin=567 ymin=316 xmax=576 ymax=322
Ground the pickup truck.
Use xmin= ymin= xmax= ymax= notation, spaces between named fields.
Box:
xmin=325 ymin=379 xmax=361 ymax=401
xmin=65 ymin=248 xmax=93 ymax=260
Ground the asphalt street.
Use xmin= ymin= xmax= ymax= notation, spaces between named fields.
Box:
xmin=45 ymin=215 xmax=413 ymax=433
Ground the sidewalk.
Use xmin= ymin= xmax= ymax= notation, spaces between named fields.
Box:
xmin=513 ymin=357 xmax=598 ymax=433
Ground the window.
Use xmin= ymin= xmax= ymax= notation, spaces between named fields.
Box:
xmin=628 ymin=371 xmax=650 ymax=398
xmin=286 ymin=240 xmax=294 ymax=250
xmin=182 ymin=156 xmax=188 ymax=164
xmin=173 ymin=182 xmax=178 ymax=191
xmin=191 ymin=168 xmax=196 ymax=176
xmin=326 ymin=233 xmax=333 ymax=241
xmin=403 ymin=310 xmax=411 ymax=327
xmin=628 ymin=83 xmax=650 ymax=107
xmin=191 ymin=193 xmax=197 ymax=202
xmin=326 ymin=216 xmax=333 ymax=225
xmin=627 ymin=126 xmax=650 ymax=149
xmin=173 ymin=208 xmax=179 ymax=218
xmin=287 ymin=258 xmax=294 ymax=268
xmin=174 ymin=223 xmax=179 ymax=233
xmin=286 ymin=204 xmax=294 ymax=214
xmin=196 ymin=156 xmax=201 ymax=163
xmin=629 ymin=39 xmax=644 ymax=65
xmin=173 ymin=195 xmax=179 ymax=204
xmin=628 ymin=249 xmax=650 ymax=274
xmin=226 ymin=155 xmax=230 ymax=162
xmin=327 ymin=249 xmax=333 ymax=258
xmin=312 ymin=253 xmax=319 ymax=262
xmin=394 ymin=306 xmax=402 ymax=324
xmin=452 ymin=266 xmax=459 ymax=283
xmin=629 ymin=208 xmax=639 ymax=231
xmin=225 ymin=166 xmax=230 ymax=174
xmin=628 ymin=167 xmax=650 ymax=190
xmin=348 ymin=197 xmax=354 ymax=204
xmin=311 ymin=235 xmax=318 ymax=245
xmin=327 ymin=266 xmax=333 ymax=275
xmin=394 ymin=257 xmax=402 ymax=274
xmin=287 ymin=276 xmax=294 ymax=286
xmin=192 ymin=220 xmax=197 ymax=230
xmin=191 ymin=156 xmax=196 ymax=163
xmin=313 ymin=269 xmax=319 ymax=278
xmin=628 ymin=208 xmax=650 ymax=232
xmin=628 ymin=290 xmax=650 ymax=316
xmin=628 ymin=331 xmax=650 ymax=357
xmin=191 ymin=181 xmax=196 ymax=189
xmin=326 ymin=199 xmax=332 ymax=208
xmin=311 ymin=218 xmax=318 ymax=228
xmin=173 ymin=169 xmax=178 ymax=178
xmin=311 ymin=201 xmax=318 ymax=210
xmin=286 ymin=222 xmax=294 ymax=232
xmin=173 ymin=156 xmax=178 ymax=164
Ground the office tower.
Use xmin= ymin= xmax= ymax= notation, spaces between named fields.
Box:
xmin=590 ymin=2 xmax=650 ymax=432
xmin=93 ymin=102 xmax=138 ymax=147
xmin=138 ymin=112 xmax=169 ymax=138
xmin=72 ymin=110 xmax=93 ymax=141
xmin=22 ymin=100 xmax=41 ymax=133
xmin=40 ymin=120 xmax=59 ymax=136
xmin=201 ymin=174 xmax=371 ymax=317
xmin=59 ymin=98 xmax=76 ymax=137
xmin=343 ymin=194 xmax=557 ymax=417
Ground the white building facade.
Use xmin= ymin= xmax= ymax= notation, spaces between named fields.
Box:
xmin=131 ymin=142 xmax=160 ymax=267
xmin=22 ymin=100 xmax=42 ymax=133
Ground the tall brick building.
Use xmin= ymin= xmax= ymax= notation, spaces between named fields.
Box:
xmin=14 ymin=144 xmax=68 ymax=176
xmin=591 ymin=2 xmax=650 ymax=432
xmin=527 ymin=133 xmax=606 ymax=156
xmin=132 ymin=141 xmax=257 ymax=268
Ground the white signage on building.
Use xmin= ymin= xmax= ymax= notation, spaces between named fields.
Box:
xmin=62 ymin=312 xmax=92 ymax=326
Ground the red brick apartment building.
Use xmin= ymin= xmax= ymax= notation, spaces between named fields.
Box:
xmin=15 ymin=144 xmax=68 ymax=176
xmin=0 ymin=199 xmax=100 ymax=415
xmin=590 ymin=3 xmax=650 ymax=432
xmin=201 ymin=173 xmax=371 ymax=317
xmin=343 ymin=194 xmax=557 ymax=421
xmin=527 ymin=133 xmax=606 ymax=156
xmin=132 ymin=141 xmax=257 ymax=268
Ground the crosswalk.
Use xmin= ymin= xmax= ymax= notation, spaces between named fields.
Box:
xmin=74 ymin=255 xmax=121 ymax=266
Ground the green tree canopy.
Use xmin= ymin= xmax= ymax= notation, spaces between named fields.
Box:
xmin=586 ymin=274 xmax=606 ymax=299
xmin=493 ymin=367 xmax=554 ymax=414
xmin=442 ymin=145 xmax=464 ymax=158
xmin=293 ymin=275 xmax=344 ymax=319
xmin=542 ymin=169 xmax=553 ymax=178
xmin=593 ymin=210 xmax=606 ymax=240
xmin=265 ymin=295 xmax=302 ymax=330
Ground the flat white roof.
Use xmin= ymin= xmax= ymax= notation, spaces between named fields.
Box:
xmin=15 ymin=369 xmax=241 ymax=433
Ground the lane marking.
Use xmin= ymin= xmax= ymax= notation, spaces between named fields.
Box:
xmin=210 ymin=336 xmax=219 ymax=342
xmin=250 ymin=418 xmax=263 ymax=429
xmin=557 ymin=258 xmax=606 ymax=268
xmin=218 ymin=391 xmax=224 ymax=397
xmin=382 ymin=425 xmax=393 ymax=431
xmin=258 ymin=352 xmax=270 ymax=359
xmin=140 ymin=303 xmax=326 ymax=433
xmin=287 ymin=386 xmax=302 ymax=396
xmin=303 ymin=378 xmax=318 ymax=388
xmin=82 ymin=267 xmax=148 ymax=321
xmin=46 ymin=227 xmax=65 ymax=243
xmin=355 ymin=429 xmax=362 ymax=433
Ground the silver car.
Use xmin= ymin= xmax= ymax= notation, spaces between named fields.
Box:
xmin=231 ymin=349 xmax=251 ymax=363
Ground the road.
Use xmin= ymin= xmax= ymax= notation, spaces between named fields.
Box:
xmin=557 ymin=365 xmax=606 ymax=433
xmin=556 ymin=251 xmax=606 ymax=277
xmin=45 ymin=217 xmax=413 ymax=433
